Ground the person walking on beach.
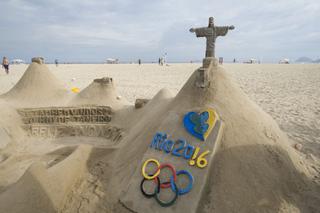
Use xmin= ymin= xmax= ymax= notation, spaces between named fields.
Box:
xmin=159 ymin=57 xmax=164 ymax=66
xmin=2 ymin=57 xmax=9 ymax=74
xmin=55 ymin=59 xmax=59 ymax=67
xmin=138 ymin=59 xmax=141 ymax=65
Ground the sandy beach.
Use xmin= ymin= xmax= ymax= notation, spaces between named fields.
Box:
xmin=1 ymin=63 xmax=319 ymax=155
xmin=0 ymin=63 xmax=319 ymax=212
xmin=1 ymin=0 xmax=319 ymax=211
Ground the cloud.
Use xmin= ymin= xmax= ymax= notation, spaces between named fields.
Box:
xmin=0 ymin=0 xmax=319 ymax=62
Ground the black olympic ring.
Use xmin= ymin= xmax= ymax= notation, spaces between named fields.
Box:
xmin=141 ymin=177 xmax=178 ymax=207
xmin=140 ymin=176 xmax=160 ymax=198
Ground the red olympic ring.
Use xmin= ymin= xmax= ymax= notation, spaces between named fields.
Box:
xmin=153 ymin=163 xmax=177 ymax=188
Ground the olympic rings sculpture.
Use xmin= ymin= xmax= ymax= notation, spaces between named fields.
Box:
xmin=140 ymin=158 xmax=194 ymax=207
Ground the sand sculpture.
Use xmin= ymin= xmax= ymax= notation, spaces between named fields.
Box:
xmin=190 ymin=17 xmax=234 ymax=88
xmin=190 ymin=17 xmax=234 ymax=58
xmin=31 ymin=57 xmax=45 ymax=64
xmin=135 ymin=98 xmax=150 ymax=109
xmin=0 ymin=18 xmax=319 ymax=213
xmin=0 ymin=57 xmax=68 ymax=106
xmin=71 ymin=77 xmax=129 ymax=109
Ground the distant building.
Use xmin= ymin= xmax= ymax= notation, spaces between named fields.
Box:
xmin=105 ymin=58 xmax=119 ymax=64
xmin=279 ymin=59 xmax=290 ymax=64
xmin=243 ymin=58 xmax=257 ymax=64
xmin=11 ymin=59 xmax=25 ymax=64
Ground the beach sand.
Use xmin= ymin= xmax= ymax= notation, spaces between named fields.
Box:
xmin=1 ymin=63 xmax=319 ymax=156
xmin=0 ymin=63 xmax=319 ymax=212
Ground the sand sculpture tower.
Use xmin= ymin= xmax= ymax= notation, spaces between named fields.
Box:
xmin=31 ymin=57 xmax=45 ymax=64
xmin=190 ymin=17 xmax=234 ymax=87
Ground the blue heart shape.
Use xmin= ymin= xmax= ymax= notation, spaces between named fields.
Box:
xmin=183 ymin=111 xmax=209 ymax=141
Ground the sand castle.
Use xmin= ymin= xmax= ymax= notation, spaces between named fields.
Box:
xmin=72 ymin=77 xmax=129 ymax=109
xmin=0 ymin=18 xmax=319 ymax=213
xmin=0 ymin=57 xmax=69 ymax=107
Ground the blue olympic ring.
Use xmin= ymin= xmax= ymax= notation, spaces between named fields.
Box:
xmin=170 ymin=170 xmax=194 ymax=195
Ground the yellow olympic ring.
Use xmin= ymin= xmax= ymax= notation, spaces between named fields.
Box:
xmin=141 ymin=158 xmax=161 ymax=180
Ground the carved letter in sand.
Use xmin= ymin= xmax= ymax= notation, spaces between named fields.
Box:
xmin=18 ymin=106 xmax=123 ymax=142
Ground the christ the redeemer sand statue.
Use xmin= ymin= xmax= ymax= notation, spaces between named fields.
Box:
xmin=190 ymin=17 xmax=235 ymax=88
xmin=190 ymin=17 xmax=234 ymax=58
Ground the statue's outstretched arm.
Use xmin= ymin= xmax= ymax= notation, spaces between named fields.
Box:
xmin=189 ymin=27 xmax=208 ymax=37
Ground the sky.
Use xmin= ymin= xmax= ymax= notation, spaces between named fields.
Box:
xmin=0 ymin=0 xmax=319 ymax=63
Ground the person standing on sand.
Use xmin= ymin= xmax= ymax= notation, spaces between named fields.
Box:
xmin=160 ymin=57 xmax=164 ymax=66
xmin=55 ymin=59 xmax=59 ymax=67
xmin=2 ymin=57 xmax=9 ymax=74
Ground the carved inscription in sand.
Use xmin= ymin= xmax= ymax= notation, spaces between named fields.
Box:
xmin=23 ymin=124 xmax=122 ymax=141
xmin=18 ymin=106 xmax=123 ymax=142
xmin=18 ymin=106 xmax=112 ymax=124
